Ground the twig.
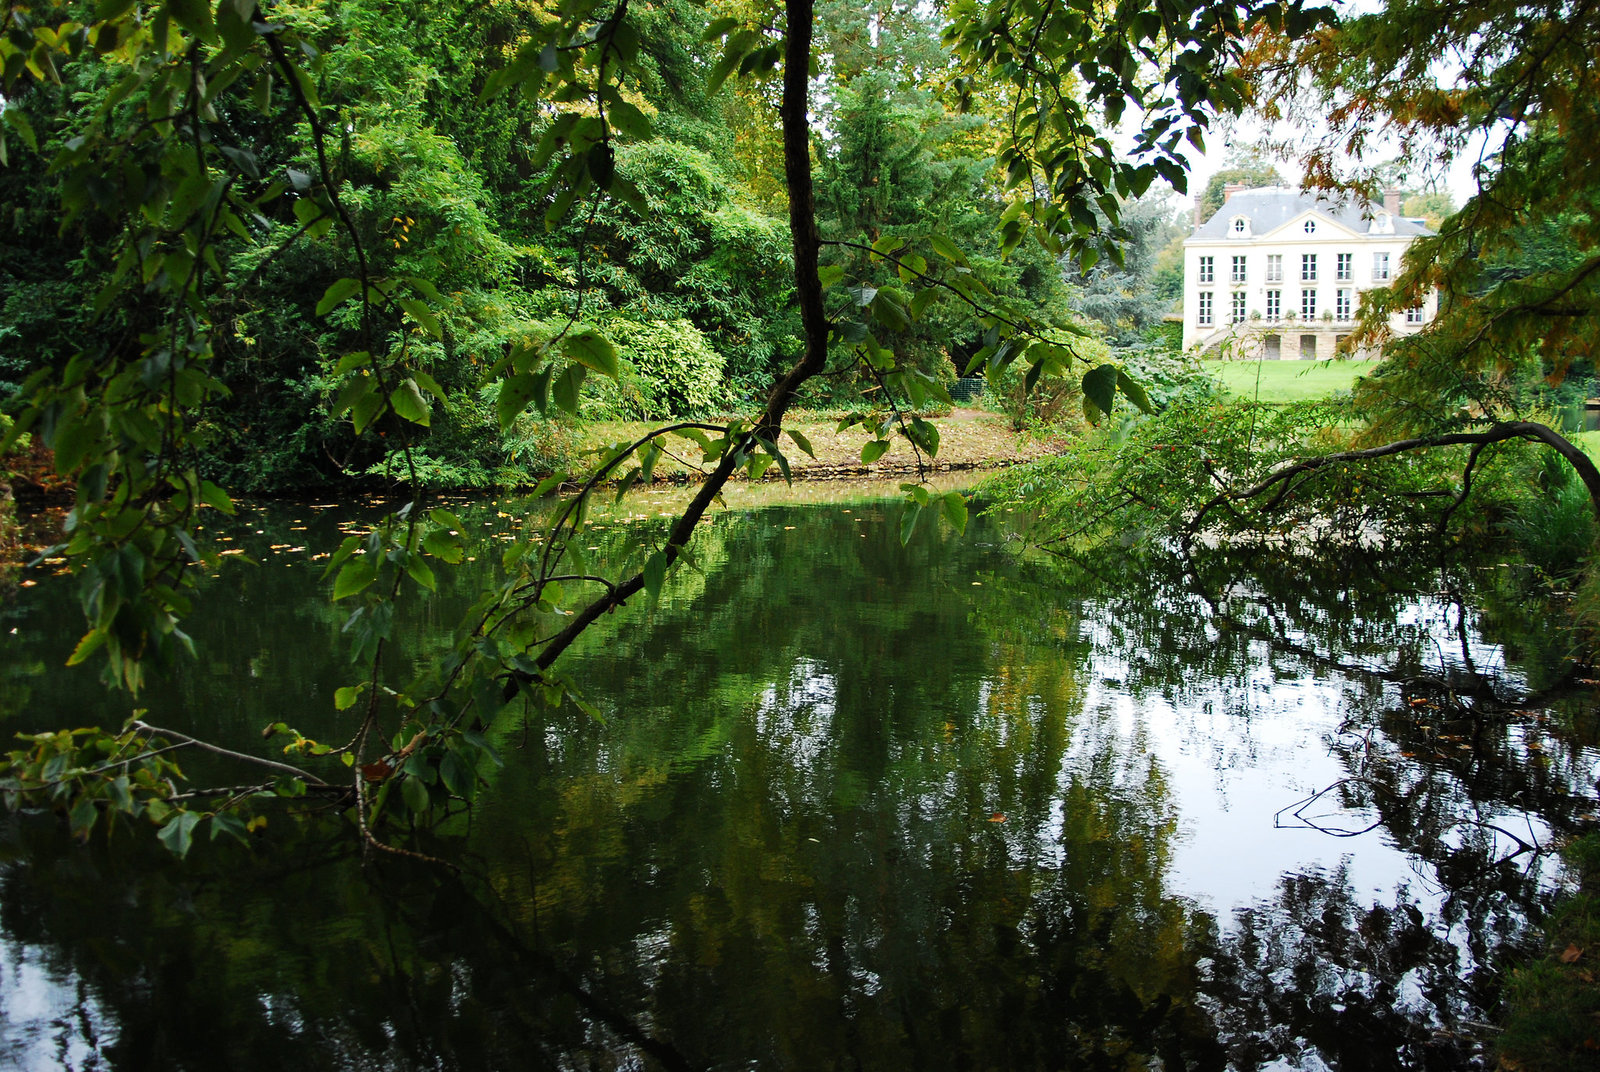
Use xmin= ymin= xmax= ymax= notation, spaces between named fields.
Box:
xmin=130 ymin=721 xmax=328 ymax=784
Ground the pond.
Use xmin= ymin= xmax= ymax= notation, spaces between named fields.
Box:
xmin=0 ymin=487 xmax=1597 ymax=1071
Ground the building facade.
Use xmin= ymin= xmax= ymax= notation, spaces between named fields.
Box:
xmin=1181 ymin=186 xmax=1435 ymax=359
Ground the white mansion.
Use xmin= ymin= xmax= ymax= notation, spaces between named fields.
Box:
xmin=1181 ymin=186 xmax=1435 ymax=359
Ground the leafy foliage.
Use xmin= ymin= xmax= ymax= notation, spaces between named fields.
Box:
xmin=981 ymin=389 xmax=1478 ymax=557
xmin=0 ymin=0 xmax=1333 ymax=856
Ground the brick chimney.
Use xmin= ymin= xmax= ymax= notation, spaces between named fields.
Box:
xmin=1224 ymin=183 xmax=1246 ymax=204
xmin=1383 ymin=187 xmax=1402 ymax=215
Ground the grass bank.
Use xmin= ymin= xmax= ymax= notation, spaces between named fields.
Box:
xmin=1205 ymin=358 xmax=1378 ymax=403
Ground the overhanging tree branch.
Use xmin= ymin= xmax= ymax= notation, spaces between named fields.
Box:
xmin=1184 ymin=420 xmax=1600 ymax=550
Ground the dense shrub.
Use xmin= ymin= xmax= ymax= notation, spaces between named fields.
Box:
xmin=580 ymin=317 xmax=730 ymax=419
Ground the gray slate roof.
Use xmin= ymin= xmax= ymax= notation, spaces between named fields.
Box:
xmin=1192 ymin=187 xmax=1434 ymax=239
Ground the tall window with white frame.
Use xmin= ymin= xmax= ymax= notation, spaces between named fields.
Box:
xmin=1266 ymin=289 xmax=1281 ymax=321
xmin=1231 ymin=255 xmax=1247 ymax=284
xmin=1198 ymin=256 xmax=1215 ymax=284
xmin=1336 ymin=289 xmax=1352 ymax=320
xmin=1198 ymin=291 xmax=1213 ymax=326
xmin=1336 ymin=253 xmax=1352 ymax=281
xmin=1301 ymin=289 xmax=1317 ymax=319
xmin=1231 ymin=291 xmax=1246 ymax=324
xmin=1266 ymin=254 xmax=1283 ymax=282
xmin=1301 ymin=253 xmax=1318 ymax=282
xmin=1405 ymin=304 xmax=1425 ymax=324
xmin=1373 ymin=251 xmax=1390 ymax=281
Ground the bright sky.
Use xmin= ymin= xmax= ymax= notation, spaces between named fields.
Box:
xmin=1178 ymin=113 xmax=1487 ymax=217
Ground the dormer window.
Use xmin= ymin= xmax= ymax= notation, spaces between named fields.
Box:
xmin=1230 ymin=216 xmax=1249 ymax=236
xmin=1303 ymin=219 xmax=1317 ymax=234
xmin=1370 ymin=212 xmax=1394 ymax=234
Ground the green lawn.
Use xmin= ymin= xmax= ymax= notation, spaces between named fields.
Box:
xmin=1204 ymin=359 xmax=1378 ymax=402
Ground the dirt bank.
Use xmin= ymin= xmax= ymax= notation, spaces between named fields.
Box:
xmin=584 ymin=408 xmax=1063 ymax=481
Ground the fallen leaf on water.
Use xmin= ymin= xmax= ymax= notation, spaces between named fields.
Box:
xmin=361 ymin=761 xmax=393 ymax=783
xmin=988 ymin=813 xmax=1005 ymax=823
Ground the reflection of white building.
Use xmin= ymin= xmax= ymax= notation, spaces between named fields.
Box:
xmin=1182 ymin=186 xmax=1436 ymax=358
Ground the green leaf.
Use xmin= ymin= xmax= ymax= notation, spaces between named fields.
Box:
xmin=562 ymin=328 xmax=619 ymax=377
xmin=497 ymin=373 xmax=539 ymax=430
xmin=706 ymin=48 xmax=742 ymax=94
xmin=899 ymin=501 xmax=924 ymax=545
xmin=332 ymin=555 xmax=378 ymax=600
xmin=156 ymin=811 xmax=202 ymax=858
xmin=530 ymin=472 xmax=567 ymax=498
xmin=403 ymin=553 xmax=436 ymax=592
xmin=928 ymin=232 xmax=969 ymax=266
xmin=411 ymin=370 xmax=446 ymax=402
xmin=332 ymin=376 xmax=374 ymax=419
xmin=351 ymin=389 xmax=387 ymax=434
xmin=460 ymin=729 xmax=504 ymax=768
xmin=332 ymin=351 xmax=372 ymax=375
xmin=423 ymin=529 xmax=464 ymax=564
xmin=941 ymin=491 xmax=969 ymax=533
xmin=1116 ymin=369 xmax=1154 ymax=414
xmin=870 ymin=234 xmax=905 ymax=258
xmin=870 ymin=289 xmax=912 ymax=332
xmin=818 ymin=264 xmax=846 ymax=288
xmin=334 ymin=685 xmax=364 ymax=711
xmin=788 ymin=429 xmax=816 ymax=458
xmin=397 ymin=297 xmax=441 ymax=339
xmin=67 ymin=796 xmax=97 ymax=837
xmin=1082 ymin=363 xmax=1118 ymax=419
xmin=209 ymin=811 xmax=250 ymax=845
xmin=703 ymin=16 xmax=739 ymax=38
xmin=315 ymin=277 xmax=361 ymax=316
xmin=607 ymin=99 xmax=652 ymax=139
xmin=66 ymin=628 xmax=107 ymax=667
xmin=439 ymin=751 xmax=474 ymax=798
xmin=643 ymin=550 xmax=668 ymax=601
xmin=199 ymin=480 xmax=235 ymax=515
xmin=2 ymin=106 xmax=37 ymax=154
xmin=402 ymin=773 xmax=431 ymax=813
xmin=552 ymin=363 xmax=587 ymax=414
xmin=166 ymin=0 xmax=217 ymax=43
xmin=389 ymin=379 xmax=431 ymax=426
xmin=861 ymin=439 xmax=890 ymax=464
xmin=406 ymin=276 xmax=445 ymax=303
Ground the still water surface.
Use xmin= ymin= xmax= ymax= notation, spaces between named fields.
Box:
xmin=0 ymin=488 xmax=1597 ymax=1070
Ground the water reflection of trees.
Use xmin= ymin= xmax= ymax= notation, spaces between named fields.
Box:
xmin=0 ymin=504 xmax=1594 ymax=1069
xmin=1200 ymin=865 xmax=1480 ymax=1071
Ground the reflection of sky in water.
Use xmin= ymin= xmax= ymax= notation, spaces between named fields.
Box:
xmin=1066 ymin=587 xmax=1584 ymax=911
xmin=0 ymin=940 xmax=116 ymax=1071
